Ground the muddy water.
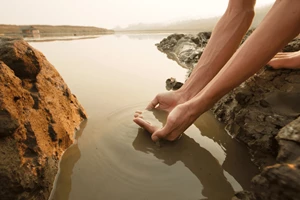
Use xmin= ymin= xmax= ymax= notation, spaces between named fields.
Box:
xmin=30 ymin=34 xmax=258 ymax=200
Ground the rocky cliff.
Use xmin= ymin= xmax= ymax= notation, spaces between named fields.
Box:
xmin=156 ymin=32 xmax=300 ymax=200
xmin=0 ymin=38 xmax=87 ymax=200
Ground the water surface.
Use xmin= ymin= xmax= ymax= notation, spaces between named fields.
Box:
xmin=30 ymin=34 xmax=258 ymax=200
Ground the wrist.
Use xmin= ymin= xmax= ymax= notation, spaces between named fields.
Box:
xmin=186 ymin=94 xmax=211 ymax=117
xmin=181 ymin=100 xmax=202 ymax=120
xmin=175 ymin=85 xmax=196 ymax=102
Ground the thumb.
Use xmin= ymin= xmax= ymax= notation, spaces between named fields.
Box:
xmin=146 ymin=96 xmax=159 ymax=110
xmin=151 ymin=129 xmax=168 ymax=142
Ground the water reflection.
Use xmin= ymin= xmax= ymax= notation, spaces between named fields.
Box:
xmin=194 ymin=115 xmax=259 ymax=190
xmin=133 ymin=128 xmax=235 ymax=200
xmin=25 ymin=35 xmax=101 ymax=43
xmin=121 ymin=33 xmax=172 ymax=41
xmin=132 ymin=109 xmax=258 ymax=199
xmin=30 ymin=34 xmax=258 ymax=200
xmin=49 ymin=121 xmax=87 ymax=200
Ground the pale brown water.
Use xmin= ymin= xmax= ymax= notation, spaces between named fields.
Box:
xmin=30 ymin=34 xmax=258 ymax=200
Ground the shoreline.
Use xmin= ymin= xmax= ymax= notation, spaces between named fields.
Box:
xmin=24 ymin=34 xmax=104 ymax=42
xmin=156 ymin=32 xmax=300 ymax=200
xmin=0 ymin=24 xmax=114 ymax=39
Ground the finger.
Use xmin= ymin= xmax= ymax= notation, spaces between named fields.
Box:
xmin=134 ymin=113 xmax=143 ymax=118
xmin=273 ymin=53 xmax=292 ymax=59
xmin=146 ymin=96 xmax=159 ymax=110
xmin=134 ymin=115 xmax=144 ymax=119
xmin=134 ymin=110 xmax=143 ymax=118
xmin=151 ymin=129 xmax=169 ymax=142
xmin=133 ymin=118 xmax=158 ymax=134
xmin=151 ymin=121 xmax=175 ymax=142
xmin=151 ymin=116 xmax=179 ymax=142
xmin=267 ymin=58 xmax=279 ymax=66
xmin=155 ymin=104 xmax=169 ymax=112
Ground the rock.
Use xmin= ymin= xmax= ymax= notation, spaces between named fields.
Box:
xmin=0 ymin=38 xmax=87 ymax=200
xmin=232 ymin=191 xmax=257 ymax=200
xmin=277 ymin=140 xmax=300 ymax=163
xmin=156 ymin=31 xmax=300 ymax=200
xmin=165 ymin=77 xmax=183 ymax=91
xmin=156 ymin=33 xmax=208 ymax=71
xmin=0 ymin=108 xmax=20 ymax=138
xmin=252 ymin=158 xmax=300 ymax=200
xmin=166 ymin=77 xmax=177 ymax=90
xmin=173 ymin=82 xmax=183 ymax=90
xmin=277 ymin=116 xmax=300 ymax=143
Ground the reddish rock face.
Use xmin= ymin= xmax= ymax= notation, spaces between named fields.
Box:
xmin=0 ymin=38 xmax=87 ymax=200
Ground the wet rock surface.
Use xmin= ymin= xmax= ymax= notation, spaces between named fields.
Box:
xmin=0 ymin=38 xmax=87 ymax=200
xmin=157 ymin=32 xmax=211 ymax=74
xmin=156 ymin=32 xmax=300 ymax=200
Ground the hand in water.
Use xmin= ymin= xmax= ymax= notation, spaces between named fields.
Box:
xmin=134 ymin=102 xmax=198 ymax=142
xmin=134 ymin=90 xmax=188 ymax=141
xmin=146 ymin=91 xmax=186 ymax=112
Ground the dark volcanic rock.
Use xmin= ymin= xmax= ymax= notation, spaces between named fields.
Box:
xmin=156 ymin=32 xmax=300 ymax=200
xmin=0 ymin=38 xmax=87 ymax=200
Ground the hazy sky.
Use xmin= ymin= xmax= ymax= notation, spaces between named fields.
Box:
xmin=1 ymin=0 xmax=275 ymax=28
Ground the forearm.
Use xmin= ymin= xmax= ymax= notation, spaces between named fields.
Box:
xmin=178 ymin=0 xmax=255 ymax=100
xmin=188 ymin=0 xmax=300 ymax=115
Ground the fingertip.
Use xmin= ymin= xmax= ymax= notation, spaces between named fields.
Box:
xmin=133 ymin=118 xmax=139 ymax=124
xmin=146 ymin=104 xmax=154 ymax=110
xmin=146 ymin=97 xmax=159 ymax=110
xmin=151 ymin=134 xmax=159 ymax=142
xmin=133 ymin=117 xmax=142 ymax=123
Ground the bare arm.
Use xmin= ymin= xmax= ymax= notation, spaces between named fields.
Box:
xmin=178 ymin=0 xmax=256 ymax=100
xmin=189 ymin=0 xmax=300 ymax=115
xmin=135 ymin=0 xmax=300 ymax=142
xmin=148 ymin=0 xmax=300 ymax=142
xmin=145 ymin=0 xmax=255 ymax=112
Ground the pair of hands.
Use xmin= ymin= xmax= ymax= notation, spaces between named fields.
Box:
xmin=133 ymin=91 xmax=197 ymax=142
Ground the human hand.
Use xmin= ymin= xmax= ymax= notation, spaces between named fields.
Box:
xmin=134 ymin=102 xmax=197 ymax=142
xmin=146 ymin=91 xmax=186 ymax=112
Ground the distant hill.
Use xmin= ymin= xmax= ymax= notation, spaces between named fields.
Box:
xmin=0 ymin=25 xmax=114 ymax=36
xmin=116 ymin=4 xmax=272 ymax=33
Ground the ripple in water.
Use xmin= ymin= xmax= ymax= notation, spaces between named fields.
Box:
xmin=51 ymin=104 xmax=258 ymax=200
xmin=33 ymin=35 xmax=258 ymax=200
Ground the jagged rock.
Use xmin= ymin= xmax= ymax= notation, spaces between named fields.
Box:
xmin=156 ymin=31 xmax=300 ymax=200
xmin=0 ymin=38 xmax=87 ymax=200
xmin=165 ymin=77 xmax=183 ymax=91
xmin=277 ymin=116 xmax=300 ymax=143
xmin=252 ymin=158 xmax=300 ymax=200
xmin=277 ymin=140 xmax=300 ymax=163
xmin=232 ymin=191 xmax=257 ymax=200
xmin=156 ymin=33 xmax=209 ymax=70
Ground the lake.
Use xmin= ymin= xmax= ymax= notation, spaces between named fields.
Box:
xmin=29 ymin=34 xmax=258 ymax=200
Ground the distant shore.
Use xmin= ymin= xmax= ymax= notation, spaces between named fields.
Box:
xmin=0 ymin=24 xmax=114 ymax=38
xmin=114 ymin=29 xmax=200 ymax=34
